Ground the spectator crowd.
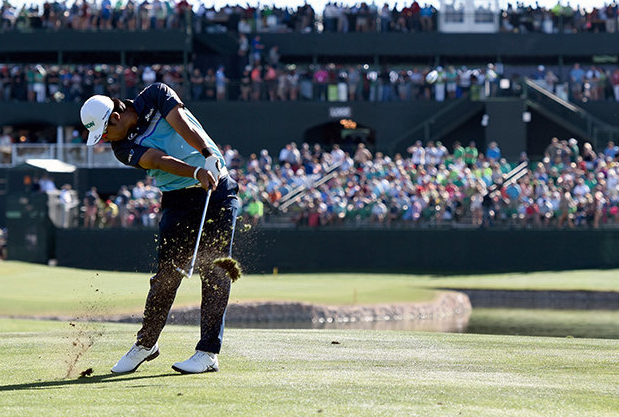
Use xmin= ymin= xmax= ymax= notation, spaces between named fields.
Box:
xmin=233 ymin=137 xmax=619 ymax=230
xmin=2 ymin=60 xmax=619 ymax=116
xmin=34 ymin=136 xmax=619 ymax=230
xmin=2 ymin=0 xmax=619 ymax=34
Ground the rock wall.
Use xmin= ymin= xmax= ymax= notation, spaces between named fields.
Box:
xmin=168 ymin=291 xmax=472 ymax=331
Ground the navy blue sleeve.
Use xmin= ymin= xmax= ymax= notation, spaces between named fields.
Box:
xmin=138 ymin=82 xmax=184 ymax=118
xmin=112 ymin=139 xmax=149 ymax=169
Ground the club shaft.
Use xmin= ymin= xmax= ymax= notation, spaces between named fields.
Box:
xmin=186 ymin=189 xmax=212 ymax=277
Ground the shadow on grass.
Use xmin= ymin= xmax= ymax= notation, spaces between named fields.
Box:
xmin=0 ymin=372 xmax=179 ymax=392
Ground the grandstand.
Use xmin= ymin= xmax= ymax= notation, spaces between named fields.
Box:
xmin=2 ymin=1 xmax=619 ymax=272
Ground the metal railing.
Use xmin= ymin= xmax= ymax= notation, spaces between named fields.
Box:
xmin=523 ymin=78 xmax=619 ymax=149
xmin=386 ymin=96 xmax=483 ymax=153
xmin=0 ymin=143 xmax=126 ymax=168
xmin=274 ymin=162 xmax=343 ymax=212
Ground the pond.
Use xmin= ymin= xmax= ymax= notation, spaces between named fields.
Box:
xmin=228 ymin=308 xmax=619 ymax=339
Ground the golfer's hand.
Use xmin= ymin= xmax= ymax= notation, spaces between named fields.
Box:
xmin=196 ymin=168 xmax=217 ymax=190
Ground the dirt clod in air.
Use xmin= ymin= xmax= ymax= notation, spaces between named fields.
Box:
xmin=213 ymin=257 xmax=242 ymax=282
xmin=331 ymin=341 xmax=340 ymax=345
xmin=79 ymin=368 xmax=94 ymax=378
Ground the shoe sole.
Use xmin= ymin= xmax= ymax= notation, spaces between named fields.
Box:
xmin=171 ymin=364 xmax=218 ymax=374
xmin=111 ymin=350 xmax=160 ymax=374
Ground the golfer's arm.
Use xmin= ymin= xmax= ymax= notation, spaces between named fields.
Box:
xmin=137 ymin=148 xmax=196 ymax=176
xmin=138 ymin=148 xmax=216 ymax=189
xmin=165 ymin=104 xmax=212 ymax=156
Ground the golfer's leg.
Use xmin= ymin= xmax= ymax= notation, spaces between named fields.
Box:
xmin=137 ymin=207 xmax=195 ymax=348
xmin=136 ymin=268 xmax=184 ymax=348
xmin=196 ymin=205 xmax=238 ymax=353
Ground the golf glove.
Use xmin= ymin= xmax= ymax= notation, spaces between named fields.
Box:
xmin=204 ymin=155 xmax=222 ymax=179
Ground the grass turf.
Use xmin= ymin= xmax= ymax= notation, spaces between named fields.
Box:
xmin=0 ymin=319 xmax=618 ymax=417
xmin=3 ymin=261 xmax=619 ymax=317
xmin=0 ymin=261 xmax=440 ymax=317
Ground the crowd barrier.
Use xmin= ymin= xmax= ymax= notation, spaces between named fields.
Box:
xmin=47 ymin=226 xmax=619 ymax=274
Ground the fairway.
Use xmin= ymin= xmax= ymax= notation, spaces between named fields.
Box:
xmin=2 ymin=262 xmax=619 ymax=416
xmin=3 ymin=261 xmax=619 ymax=317
xmin=1 ymin=319 xmax=618 ymax=417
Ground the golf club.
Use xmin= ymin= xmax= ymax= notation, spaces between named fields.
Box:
xmin=176 ymin=189 xmax=212 ymax=279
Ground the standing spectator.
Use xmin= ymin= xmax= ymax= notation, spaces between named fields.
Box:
xmin=278 ymin=143 xmax=292 ymax=165
xmin=250 ymin=65 xmax=263 ymax=101
xmin=611 ymin=68 xmax=619 ymax=102
xmin=237 ymin=33 xmax=249 ymax=71
xmin=84 ymin=186 xmax=100 ymax=228
xmin=115 ymin=185 xmax=132 ymax=227
xmin=142 ymin=66 xmax=156 ymax=87
xmin=125 ymin=0 xmax=137 ymax=30
xmin=486 ymin=141 xmax=501 ymax=161
xmin=100 ymin=0 xmax=113 ymax=29
xmin=445 ymin=66 xmax=458 ymax=99
xmin=347 ymin=65 xmax=360 ymax=101
xmin=124 ymin=66 xmax=138 ymax=99
xmin=380 ymin=3 xmax=391 ymax=32
xmin=258 ymin=148 xmax=272 ymax=170
xmin=286 ymin=67 xmax=299 ymax=101
xmin=263 ymin=64 xmax=277 ymax=101
xmin=250 ymin=35 xmax=264 ymax=66
xmin=603 ymin=141 xmax=618 ymax=160
xmin=379 ymin=67 xmax=392 ymax=101
xmin=464 ymin=141 xmax=479 ymax=167
xmin=570 ymin=63 xmax=585 ymax=101
xmin=407 ymin=140 xmax=425 ymax=166
xmin=38 ymin=174 xmax=56 ymax=192
xmin=203 ymin=68 xmax=216 ymax=100
xmin=434 ymin=66 xmax=446 ymax=102
xmin=239 ymin=68 xmax=251 ymax=101
xmin=313 ymin=65 xmax=329 ymax=101
xmin=215 ymin=65 xmax=228 ymax=101
xmin=267 ymin=45 xmax=280 ymax=67
xmin=59 ymin=184 xmax=78 ymax=228
xmin=32 ymin=65 xmax=46 ymax=103
xmin=353 ymin=143 xmax=372 ymax=167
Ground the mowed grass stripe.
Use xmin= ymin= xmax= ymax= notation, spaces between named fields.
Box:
xmin=3 ymin=261 xmax=619 ymax=317
xmin=0 ymin=262 xmax=439 ymax=316
xmin=0 ymin=320 xmax=618 ymax=417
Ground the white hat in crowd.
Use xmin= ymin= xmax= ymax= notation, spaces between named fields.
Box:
xmin=80 ymin=95 xmax=114 ymax=146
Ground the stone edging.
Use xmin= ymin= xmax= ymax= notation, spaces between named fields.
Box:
xmin=166 ymin=291 xmax=472 ymax=326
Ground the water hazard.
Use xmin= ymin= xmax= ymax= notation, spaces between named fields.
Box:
xmin=228 ymin=308 xmax=619 ymax=339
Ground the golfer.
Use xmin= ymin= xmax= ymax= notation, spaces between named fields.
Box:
xmin=80 ymin=82 xmax=239 ymax=374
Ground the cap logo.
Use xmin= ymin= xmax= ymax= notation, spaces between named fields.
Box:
xmin=84 ymin=121 xmax=95 ymax=129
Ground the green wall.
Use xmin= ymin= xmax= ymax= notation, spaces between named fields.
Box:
xmin=53 ymin=227 xmax=619 ymax=274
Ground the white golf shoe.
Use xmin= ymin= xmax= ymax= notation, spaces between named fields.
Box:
xmin=172 ymin=350 xmax=219 ymax=374
xmin=111 ymin=343 xmax=159 ymax=373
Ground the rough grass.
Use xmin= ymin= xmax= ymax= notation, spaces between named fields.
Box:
xmin=0 ymin=319 xmax=618 ymax=417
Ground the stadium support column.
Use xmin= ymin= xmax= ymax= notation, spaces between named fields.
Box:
xmin=120 ymin=50 xmax=126 ymax=99
xmin=483 ymin=99 xmax=527 ymax=160
xmin=184 ymin=28 xmax=191 ymax=99
xmin=56 ymin=126 xmax=64 ymax=161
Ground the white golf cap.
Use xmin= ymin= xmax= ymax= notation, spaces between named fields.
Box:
xmin=80 ymin=95 xmax=114 ymax=146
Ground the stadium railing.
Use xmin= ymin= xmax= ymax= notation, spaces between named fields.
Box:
xmin=0 ymin=144 xmax=125 ymax=168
